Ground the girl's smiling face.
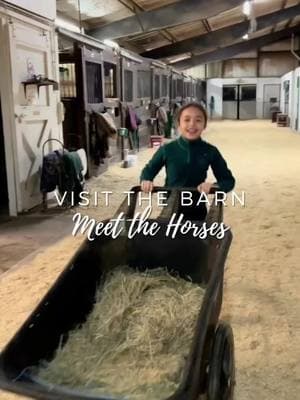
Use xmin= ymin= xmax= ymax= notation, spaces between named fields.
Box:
xmin=179 ymin=106 xmax=206 ymax=140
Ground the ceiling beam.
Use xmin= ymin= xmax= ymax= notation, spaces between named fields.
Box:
xmin=171 ymin=25 xmax=300 ymax=69
xmin=87 ymin=0 xmax=244 ymax=41
xmin=117 ymin=0 xmax=177 ymax=44
xmin=141 ymin=4 xmax=300 ymax=59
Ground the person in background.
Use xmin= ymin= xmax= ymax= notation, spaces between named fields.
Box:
xmin=140 ymin=102 xmax=235 ymax=220
xmin=156 ymin=101 xmax=168 ymax=136
xmin=200 ymin=98 xmax=207 ymax=109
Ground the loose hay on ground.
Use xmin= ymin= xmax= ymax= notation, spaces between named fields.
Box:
xmin=38 ymin=267 xmax=205 ymax=400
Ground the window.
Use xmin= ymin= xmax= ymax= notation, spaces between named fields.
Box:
xmin=154 ymin=75 xmax=160 ymax=99
xmin=137 ymin=70 xmax=151 ymax=98
xmin=104 ymin=62 xmax=117 ymax=98
xmin=162 ymin=75 xmax=168 ymax=96
xmin=59 ymin=63 xmax=76 ymax=98
xmin=124 ymin=70 xmax=133 ymax=102
xmin=85 ymin=61 xmax=102 ymax=103
xmin=240 ymin=85 xmax=256 ymax=101
xmin=223 ymin=86 xmax=237 ymax=101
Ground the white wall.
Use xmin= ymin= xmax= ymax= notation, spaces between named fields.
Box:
xmin=207 ymin=77 xmax=281 ymax=120
xmin=5 ymin=0 xmax=56 ymax=20
xmin=280 ymin=68 xmax=300 ymax=132
xmin=289 ymin=67 xmax=300 ymax=132
xmin=206 ymin=79 xmax=223 ymax=119
xmin=294 ymin=67 xmax=300 ymax=133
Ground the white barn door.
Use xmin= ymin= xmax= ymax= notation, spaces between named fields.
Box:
xmin=5 ymin=15 xmax=62 ymax=213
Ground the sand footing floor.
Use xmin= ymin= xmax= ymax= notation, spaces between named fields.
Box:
xmin=0 ymin=120 xmax=299 ymax=399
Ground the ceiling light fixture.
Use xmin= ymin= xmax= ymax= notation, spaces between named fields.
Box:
xmin=243 ymin=1 xmax=251 ymax=17
xmin=55 ymin=16 xmax=81 ymax=33
xmin=103 ymin=39 xmax=120 ymax=49
xmin=242 ymin=33 xmax=249 ymax=40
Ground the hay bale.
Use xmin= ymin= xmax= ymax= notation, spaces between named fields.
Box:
xmin=38 ymin=267 xmax=205 ymax=400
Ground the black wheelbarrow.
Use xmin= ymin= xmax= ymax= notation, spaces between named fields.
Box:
xmin=0 ymin=186 xmax=235 ymax=400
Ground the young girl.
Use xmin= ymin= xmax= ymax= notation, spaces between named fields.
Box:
xmin=140 ymin=102 xmax=235 ymax=220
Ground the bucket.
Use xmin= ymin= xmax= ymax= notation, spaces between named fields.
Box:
xmin=118 ymin=127 xmax=128 ymax=137
xmin=122 ymin=154 xmax=137 ymax=168
xmin=150 ymin=135 xmax=163 ymax=148
xmin=127 ymin=154 xmax=137 ymax=167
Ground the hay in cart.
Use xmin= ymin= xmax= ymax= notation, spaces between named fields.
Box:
xmin=38 ymin=266 xmax=205 ymax=400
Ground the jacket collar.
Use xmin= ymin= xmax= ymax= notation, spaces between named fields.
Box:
xmin=178 ymin=135 xmax=203 ymax=148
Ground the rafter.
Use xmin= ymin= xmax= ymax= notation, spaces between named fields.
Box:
xmin=88 ymin=0 xmax=244 ymax=41
xmin=141 ymin=4 xmax=300 ymax=59
xmin=171 ymin=25 xmax=300 ymax=69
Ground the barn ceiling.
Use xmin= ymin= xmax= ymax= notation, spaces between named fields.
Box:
xmin=56 ymin=0 xmax=300 ymax=68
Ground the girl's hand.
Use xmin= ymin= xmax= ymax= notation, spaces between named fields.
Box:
xmin=141 ymin=180 xmax=154 ymax=193
xmin=197 ymin=182 xmax=213 ymax=194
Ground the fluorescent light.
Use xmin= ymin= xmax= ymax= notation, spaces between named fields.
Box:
xmin=103 ymin=39 xmax=120 ymax=49
xmin=243 ymin=1 xmax=251 ymax=17
xmin=242 ymin=33 xmax=249 ymax=40
xmin=55 ymin=16 xmax=80 ymax=33
xmin=169 ymin=54 xmax=191 ymax=64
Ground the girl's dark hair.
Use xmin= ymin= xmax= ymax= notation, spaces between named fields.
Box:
xmin=176 ymin=102 xmax=208 ymax=128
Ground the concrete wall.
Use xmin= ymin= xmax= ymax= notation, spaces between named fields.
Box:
xmin=223 ymin=59 xmax=257 ymax=78
xmin=207 ymin=77 xmax=281 ymax=120
xmin=184 ymin=65 xmax=205 ymax=79
xmin=207 ymin=62 xmax=223 ymax=79
xmin=259 ymin=52 xmax=298 ymax=77
xmin=261 ymin=37 xmax=300 ymax=52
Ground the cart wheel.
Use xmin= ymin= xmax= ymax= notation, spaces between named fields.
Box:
xmin=207 ymin=321 xmax=235 ymax=400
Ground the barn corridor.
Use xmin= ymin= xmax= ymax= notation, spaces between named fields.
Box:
xmin=0 ymin=119 xmax=299 ymax=399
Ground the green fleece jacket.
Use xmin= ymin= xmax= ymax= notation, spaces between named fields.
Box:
xmin=140 ymin=136 xmax=235 ymax=192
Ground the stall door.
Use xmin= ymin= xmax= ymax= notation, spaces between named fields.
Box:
xmin=283 ymin=80 xmax=290 ymax=114
xmin=263 ymin=84 xmax=280 ymax=119
xmin=296 ymin=77 xmax=300 ymax=131
xmin=223 ymin=84 xmax=256 ymax=120
xmin=0 ymin=98 xmax=8 ymax=213
xmin=239 ymin=85 xmax=256 ymax=120
xmin=7 ymin=18 xmax=61 ymax=212
xmin=223 ymin=85 xmax=238 ymax=119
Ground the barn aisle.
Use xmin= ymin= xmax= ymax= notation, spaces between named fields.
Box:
xmin=0 ymin=120 xmax=299 ymax=400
